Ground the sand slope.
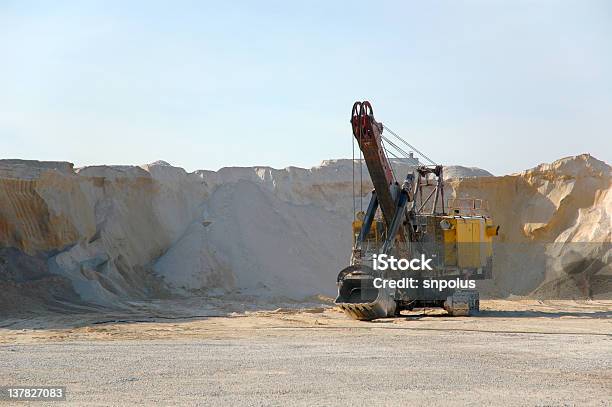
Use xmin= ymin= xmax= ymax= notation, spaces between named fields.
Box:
xmin=446 ymin=154 xmax=611 ymax=298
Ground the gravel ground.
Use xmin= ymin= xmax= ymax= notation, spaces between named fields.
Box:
xmin=1 ymin=322 xmax=610 ymax=406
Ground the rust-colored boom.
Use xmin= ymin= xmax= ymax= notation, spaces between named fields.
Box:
xmin=351 ymin=101 xmax=396 ymax=228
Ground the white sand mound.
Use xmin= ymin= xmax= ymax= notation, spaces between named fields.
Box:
xmin=0 ymin=155 xmax=609 ymax=309
xmin=444 ymin=166 xmax=493 ymax=179
xmin=154 ymin=180 xmax=350 ymax=297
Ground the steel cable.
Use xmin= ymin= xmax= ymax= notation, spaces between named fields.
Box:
xmin=382 ymin=124 xmax=437 ymax=165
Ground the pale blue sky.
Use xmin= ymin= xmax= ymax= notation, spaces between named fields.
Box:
xmin=1 ymin=1 xmax=610 ymax=174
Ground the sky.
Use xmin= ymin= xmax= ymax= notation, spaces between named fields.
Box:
xmin=0 ymin=1 xmax=610 ymax=175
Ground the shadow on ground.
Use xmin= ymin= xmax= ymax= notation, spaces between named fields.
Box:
xmin=390 ymin=309 xmax=612 ymax=321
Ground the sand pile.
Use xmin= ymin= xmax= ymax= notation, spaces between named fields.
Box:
xmin=446 ymin=154 xmax=611 ymax=298
xmin=0 ymin=155 xmax=609 ymax=311
xmin=0 ymin=159 xmax=205 ymax=309
xmin=444 ymin=166 xmax=493 ymax=179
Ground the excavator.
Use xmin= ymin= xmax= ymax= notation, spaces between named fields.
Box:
xmin=335 ymin=101 xmax=499 ymax=320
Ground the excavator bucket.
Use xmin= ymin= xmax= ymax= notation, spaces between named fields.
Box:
xmin=334 ymin=264 xmax=396 ymax=321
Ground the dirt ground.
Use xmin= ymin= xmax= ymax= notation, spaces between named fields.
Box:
xmin=1 ymin=299 xmax=610 ymax=406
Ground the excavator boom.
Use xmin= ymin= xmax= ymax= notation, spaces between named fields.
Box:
xmin=351 ymin=101 xmax=396 ymax=228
